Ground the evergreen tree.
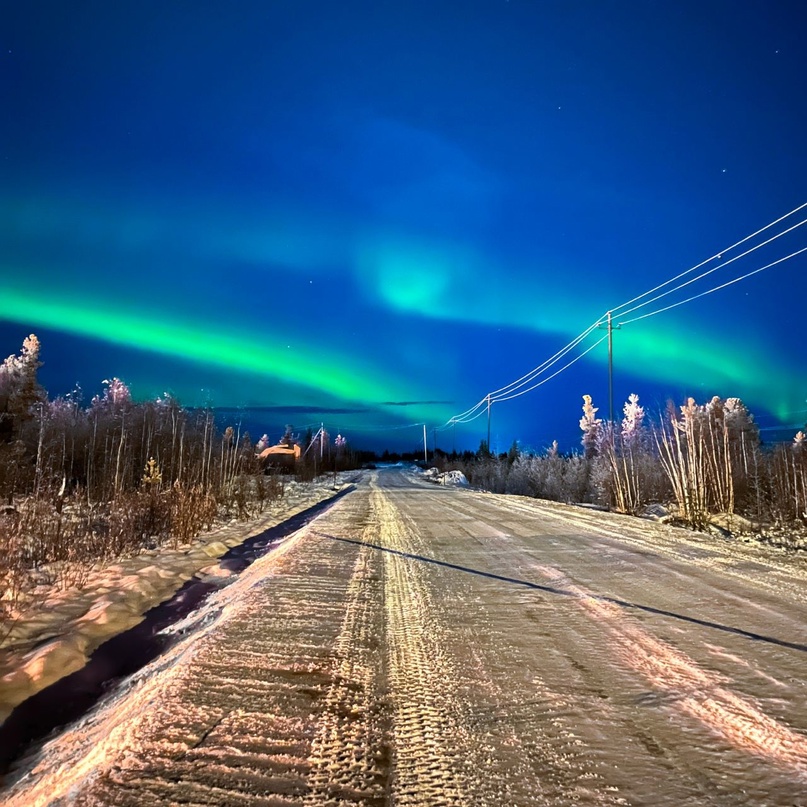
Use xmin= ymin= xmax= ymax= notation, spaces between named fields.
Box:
xmin=0 ymin=334 xmax=46 ymax=442
xmin=579 ymin=394 xmax=601 ymax=459
xmin=621 ymin=393 xmax=645 ymax=447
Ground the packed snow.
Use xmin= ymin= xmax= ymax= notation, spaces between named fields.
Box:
xmin=0 ymin=475 xmax=357 ymax=723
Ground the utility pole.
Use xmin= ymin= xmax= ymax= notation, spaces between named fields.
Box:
xmin=423 ymin=424 xmax=428 ymax=463
xmin=433 ymin=426 xmax=437 ymax=456
xmin=486 ymin=394 xmax=491 ymax=454
xmin=452 ymin=419 xmax=456 ymax=456
xmin=599 ymin=311 xmax=621 ymax=422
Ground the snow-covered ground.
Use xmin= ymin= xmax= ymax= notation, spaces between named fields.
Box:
xmin=5 ymin=466 xmax=807 ymax=805
xmin=0 ymin=473 xmax=358 ymax=724
xmin=419 ymin=466 xmax=469 ymax=487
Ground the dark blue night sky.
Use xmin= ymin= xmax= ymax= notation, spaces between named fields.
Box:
xmin=2 ymin=2 xmax=806 ymax=452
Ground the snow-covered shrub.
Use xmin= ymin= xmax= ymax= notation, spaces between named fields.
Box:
xmin=654 ymin=395 xmax=760 ymax=528
xmin=504 ymin=453 xmax=534 ymax=495
xmin=253 ymin=473 xmax=284 ymax=512
xmin=510 ymin=443 xmax=588 ymax=504
xmin=766 ymin=431 xmax=807 ymax=527
xmin=90 ymin=377 xmax=132 ymax=412
xmin=655 ymin=398 xmax=711 ymax=528
xmin=594 ymin=394 xmax=661 ymax=514
xmin=621 ymin=393 xmax=645 ymax=446
xmin=471 ymin=456 xmax=508 ymax=493
xmin=721 ymin=397 xmax=760 ymax=514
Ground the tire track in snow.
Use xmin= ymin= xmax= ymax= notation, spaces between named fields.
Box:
xmin=304 ymin=535 xmax=390 ymax=805
xmin=3 ymin=492 xmax=387 ymax=806
xmin=531 ymin=564 xmax=807 ymax=780
xmin=374 ymin=485 xmax=470 ymax=806
xmin=374 ymin=482 xmax=627 ymax=806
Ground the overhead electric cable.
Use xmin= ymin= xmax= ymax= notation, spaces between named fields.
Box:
xmin=346 ymin=421 xmax=426 ymax=432
xmin=610 ymin=201 xmax=807 ymax=316
xmin=446 ymin=397 xmax=488 ymax=423
xmin=491 ymin=334 xmax=608 ymax=402
xmin=441 ymin=318 xmax=605 ymax=427
xmin=614 ymin=215 xmax=807 ymax=321
xmin=442 ymin=202 xmax=807 ymax=436
xmin=484 ymin=317 xmax=603 ymax=399
xmin=619 ymin=245 xmax=807 ymax=325
xmin=439 ymin=399 xmax=488 ymax=429
xmin=449 ymin=405 xmax=490 ymax=426
xmin=446 ymin=332 xmax=608 ymax=424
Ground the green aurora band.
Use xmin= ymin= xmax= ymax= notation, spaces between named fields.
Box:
xmin=2 ymin=208 xmax=801 ymax=432
xmin=0 ymin=282 xmax=441 ymax=420
xmin=357 ymin=236 xmax=801 ymax=421
xmin=10 ymin=194 xmax=799 ymax=422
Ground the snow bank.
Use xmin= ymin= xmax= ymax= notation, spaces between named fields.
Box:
xmin=421 ymin=468 xmax=469 ymax=487
xmin=0 ymin=473 xmax=359 ymax=724
xmin=441 ymin=470 xmax=469 ymax=486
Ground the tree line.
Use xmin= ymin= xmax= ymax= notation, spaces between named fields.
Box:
xmin=438 ymin=392 xmax=807 ymax=541
xmin=0 ymin=335 xmax=358 ymax=627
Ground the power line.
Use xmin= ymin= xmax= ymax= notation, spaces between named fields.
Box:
xmin=610 ymin=201 xmax=807 ymax=316
xmin=443 ymin=332 xmax=607 ymax=456
xmin=614 ymin=214 xmax=807 ymax=321
xmin=441 ymin=318 xmax=605 ymax=427
xmin=345 ymin=421 xmax=426 ymax=432
xmin=490 ymin=335 xmax=608 ymax=403
xmin=598 ymin=203 xmax=807 ymax=423
xmin=484 ymin=318 xmax=603 ymax=399
xmin=444 ymin=397 xmax=488 ymax=425
xmin=441 ymin=202 xmax=807 ymax=443
xmin=446 ymin=403 xmax=491 ymax=426
xmin=619 ymin=245 xmax=807 ymax=325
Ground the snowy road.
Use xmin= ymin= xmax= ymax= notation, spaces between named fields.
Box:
xmin=5 ymin=467 xmax=807 ymax=805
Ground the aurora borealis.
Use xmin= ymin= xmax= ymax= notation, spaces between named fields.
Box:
xmin=2 ymin=2 xmax=806 ymax=451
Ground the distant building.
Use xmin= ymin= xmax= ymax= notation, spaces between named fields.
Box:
xmin=258 ymin=441 xmax=301 ymax=471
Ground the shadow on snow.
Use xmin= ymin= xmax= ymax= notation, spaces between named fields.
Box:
xmin=321 ymin=532 xmax=807 ymax=655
